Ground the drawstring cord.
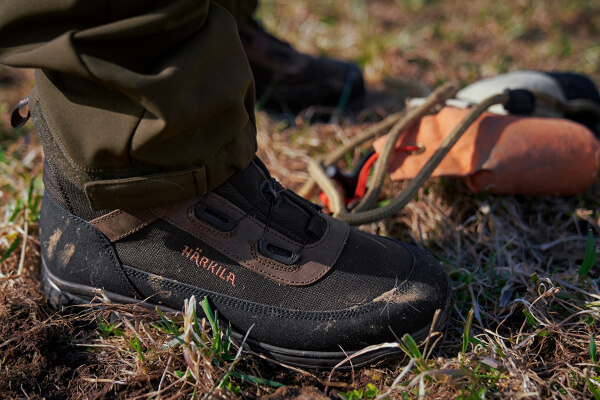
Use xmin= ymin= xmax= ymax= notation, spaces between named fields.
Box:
xmin=303 ymin=83 xmax=536 ymax=226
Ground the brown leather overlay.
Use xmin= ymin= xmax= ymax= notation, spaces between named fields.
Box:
xmin=150 ymin=194 xmax=350 ymax=286
xmin=90 ymin=208 xmax=158 ymax=242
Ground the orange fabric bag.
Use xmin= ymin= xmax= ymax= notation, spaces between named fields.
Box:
xmin=373 ymin=106 xmax=600 ymax=196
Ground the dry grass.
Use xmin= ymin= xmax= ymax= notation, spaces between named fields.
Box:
xmin=2 ymin=0 xmax=600 ymax=398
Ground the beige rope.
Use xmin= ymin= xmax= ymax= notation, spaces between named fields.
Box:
xmin=353 ymin=83 xmax=458 ymax=212
xmin=308 ymin=87 xmax=511 ymax=225
xmin=531 ymin=90 xmax=600 ymax=119
xmin=297 ymin=111 xmax=404 ymax=198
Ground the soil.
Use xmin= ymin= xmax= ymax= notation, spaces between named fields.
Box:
xmin=0 ymin=270 xmax=92 ymax=399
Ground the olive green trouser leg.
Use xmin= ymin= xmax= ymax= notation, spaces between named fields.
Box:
xmin=0 ymin=0 xmax=256 ymax=210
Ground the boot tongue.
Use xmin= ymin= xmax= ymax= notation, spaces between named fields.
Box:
xmin=212 ymin=158 xmax=325 ymax=244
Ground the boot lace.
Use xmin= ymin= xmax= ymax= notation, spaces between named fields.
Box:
xmin=195 ymin=177 xmax=319 ymax=265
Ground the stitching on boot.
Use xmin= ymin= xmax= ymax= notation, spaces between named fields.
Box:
xmin=249 ymin=242 xmax=301 ymax=272
xmin=125 ymin=267 xmax=378 ymax=319
xmin=153 ymin=209 xmax=327 ymax=285
xmin=91 ymin=210 xmax=157 ymax=242
xmin=186 ymin=206 xmax=236 ymax=239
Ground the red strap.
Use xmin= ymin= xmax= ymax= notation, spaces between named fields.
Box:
xmin=352 ymin=152 xmax=379 ymax=200
xmin=319 ymin=144 xmax=423 ymax=209
xmin=351 ymin=145 xmax=422 ymax=201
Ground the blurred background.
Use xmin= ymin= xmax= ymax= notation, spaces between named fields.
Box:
xmin=257 ymin=0 xmax=599 ymax=87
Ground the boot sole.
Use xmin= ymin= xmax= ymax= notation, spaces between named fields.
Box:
xmin=41 ymin=256 xmax=453 ymax=369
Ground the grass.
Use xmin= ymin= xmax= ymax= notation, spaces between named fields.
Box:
xmin=2 ymin=0 xmax=600 ymax=398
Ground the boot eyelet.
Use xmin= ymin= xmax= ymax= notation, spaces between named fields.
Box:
xmin=194 ymin=203 xmax=237 ymax=232
xmin=258 ymin=239 xmax=300 ymax=265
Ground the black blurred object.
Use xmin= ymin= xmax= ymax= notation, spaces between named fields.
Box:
xmin=503 ymin=89 xmax=537 ymax=116
xmin=547 ymin=72 xmax=600 ymax=103
xmin=546 ymin=72 xmax=600 ymax=134
xmin=239 ymin=19 xmax=366 ymax=115
xmin=325 ymin=150 xmax=375 ymax=201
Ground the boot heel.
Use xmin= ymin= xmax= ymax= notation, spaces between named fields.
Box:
xmin=40 ymin=257 xmax=89 ymax=311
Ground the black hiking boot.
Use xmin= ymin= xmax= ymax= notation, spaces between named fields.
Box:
xmin=35 ymin=117 xmax=451 ymax=370
xmin=239 ymin=19 xmax=366 ymax=115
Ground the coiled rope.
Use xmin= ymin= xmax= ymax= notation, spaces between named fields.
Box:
xmin=300 ymin=83 xmax=600 ymax=226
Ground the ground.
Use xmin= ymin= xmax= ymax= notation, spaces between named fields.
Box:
xmin=1 ymin=0 xmax=600 ymax=399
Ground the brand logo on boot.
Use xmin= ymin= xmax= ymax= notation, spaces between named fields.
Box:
xmin=181 ymin=245 xmax=236 ymax=287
